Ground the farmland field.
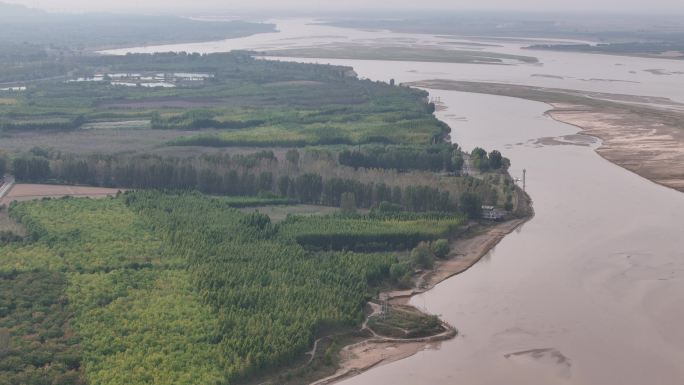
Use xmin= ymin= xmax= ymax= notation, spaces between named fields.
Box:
xmin=0 ymin=184 xmax=123 ymax=205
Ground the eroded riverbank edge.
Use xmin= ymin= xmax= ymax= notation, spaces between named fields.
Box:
xmin=407 ymin=80 xmax=684 ymax=193
xmin=309 ymin=215 xmax=532 ymax=385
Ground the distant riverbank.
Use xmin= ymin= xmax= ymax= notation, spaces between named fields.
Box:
xmin=408 ymin=80 xmax=684 ymax=193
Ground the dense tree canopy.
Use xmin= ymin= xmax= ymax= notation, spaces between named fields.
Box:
xmin=471 ymin=147 xmax=510 ymax=172
xmin=338 ymin=144 xmax=461 ymax=172
xmin=0 ymin=192 xmax=469 ymax=384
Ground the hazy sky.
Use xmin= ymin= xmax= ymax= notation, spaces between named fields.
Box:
xmin=4 ymin=0 xmax=684 ymax=13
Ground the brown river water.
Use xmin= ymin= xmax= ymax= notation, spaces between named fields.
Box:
xmin=111 ymin=19 xmax=684 ymax=385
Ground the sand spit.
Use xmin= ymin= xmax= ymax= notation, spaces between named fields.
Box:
xmin=546 ymin=104 xmax=684 ymax=192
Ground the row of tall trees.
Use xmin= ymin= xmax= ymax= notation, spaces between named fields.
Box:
xmin=0 ymin=115 xmax=85 ymax=132
xmin=11 ymin=157 xmax=50 ymax=181
xmin=0 ymin=154 xmax=6 ymax=176
xmin=9 ymin=153 xmax=458 ymax=212
xmin=338 ymin=144 xmax=463 ymax=172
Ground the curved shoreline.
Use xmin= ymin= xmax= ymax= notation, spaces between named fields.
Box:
xmin=543 ymin=105 xmax=684 ymax=193
xmin=406 ymin=80 xmax=684 ymax=194
xmin=304 ymin=81 xmax=535 ymax=385
xmin=311 ymin=216 xmax=531 ymax=385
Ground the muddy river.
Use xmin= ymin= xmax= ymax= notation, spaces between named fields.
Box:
xmin=113 ymin=19 xmax=684 ymax=385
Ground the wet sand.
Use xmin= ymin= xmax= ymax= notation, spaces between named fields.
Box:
xmin=312 ymin=329 xmax=456 ymax=385
xmin=407 ymin=80 xmax=684 ymax=193
xmin=546 ymin=104 xmax=684 ymax=192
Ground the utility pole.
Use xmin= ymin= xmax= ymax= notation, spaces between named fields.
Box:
xmin=522 ymin=169 xmax=527 ymax=192
xmin=380 ymin=293 xmax=389 ymax=320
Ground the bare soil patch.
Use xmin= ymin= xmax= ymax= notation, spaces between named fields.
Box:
xmin=0 ymin=184 xmax=124 ymax=205
xmin=238 ymin=204 xmax=342 ymax=223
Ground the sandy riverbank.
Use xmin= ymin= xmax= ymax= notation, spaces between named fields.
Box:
xmin=545 ymin=103 xmax=684 ymax=192
xmin=313 ymin=217 xmax=529 ymax=385
xmin=407 ymin=80 xmax=684 ymax=193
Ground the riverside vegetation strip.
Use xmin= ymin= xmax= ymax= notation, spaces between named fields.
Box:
xmin=0 ymin=48 xmax=526 ymax=385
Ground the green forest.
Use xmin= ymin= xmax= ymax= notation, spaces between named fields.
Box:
xmin=0 ymin=192 xmax=466 ymax=384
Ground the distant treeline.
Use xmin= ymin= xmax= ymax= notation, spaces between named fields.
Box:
xmin=527 ymin=42 xmax=684 ymax=58
xmin=339 ymin=144 xmax=463 ymax=172
xmin=0 ymin=115 xmax=85 ymax=131
xmin=0 ymin=155 xmax=6 ymax=175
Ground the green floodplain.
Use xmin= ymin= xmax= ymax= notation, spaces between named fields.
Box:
xmin=0 ymin=35 xmax=530 ymax=385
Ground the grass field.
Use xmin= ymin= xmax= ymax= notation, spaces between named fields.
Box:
xmin=238 ymin=204 xmax=345 ymax=223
